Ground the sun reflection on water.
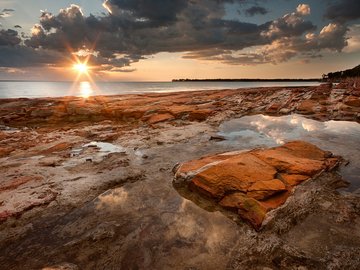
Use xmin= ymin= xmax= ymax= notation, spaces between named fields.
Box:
xmin=79 ymin=81 xmax=93 ymax=98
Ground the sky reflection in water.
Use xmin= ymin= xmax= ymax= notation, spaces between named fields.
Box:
xmin=219 ymin=114 xmax=360 ymax=192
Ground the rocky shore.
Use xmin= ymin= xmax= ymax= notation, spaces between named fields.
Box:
xmin=0 ymin=82 xmax=360 ymax=269
xmin=174 ymin=141 xmax=341 ymax=230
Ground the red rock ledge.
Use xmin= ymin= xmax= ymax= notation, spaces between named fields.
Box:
xmin=173 ymin=141 xmax=341 ymax=230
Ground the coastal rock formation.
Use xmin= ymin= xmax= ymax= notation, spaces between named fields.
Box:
xmin=0 ymin=174 xmax=58 ymax=222
xmin=173 ymin=141 xmax=341 ymax=230
xmin=1 ymin=83 xmax=360 ymax=129
xmin=0 ymin=84 xmax=359 ymax=269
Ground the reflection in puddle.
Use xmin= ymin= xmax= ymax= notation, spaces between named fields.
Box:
xmin=83 ymin=141 xmax=126 ymax=156
xmin=96 ymin=188 xmax=128 ymax=210
xmin=64 ymin=141 xmax=126 ymax=166
xmin=218 ymin=114 xmax=360 ymax=192
xmin=0 ymin=125 xmax=19 ymax=131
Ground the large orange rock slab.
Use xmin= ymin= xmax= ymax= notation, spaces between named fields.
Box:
xmin=253 ymin=150 xmax=325 ymax=176
xmin=189 ymin=153 xmax=277 ymax=199
xmin=173 ymin=141 xmax=341 ymax=230
xmin=219 ymin=193 xmax=267 ymax=230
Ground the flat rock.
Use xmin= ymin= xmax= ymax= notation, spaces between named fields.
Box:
xmin=0 ymin=175 xmax=43 ymax=192
xmin=147 ymin=113 xmax=174 ymax=124
xmin=40 ymin=142 xmax=73 ymax=155
xmin=0 ymin=147 xmax=14 ymax=157
xmin=344 ymin=96 xmax=360 ymax=107
xmin=173 ymin=141 xmax=341 ymax=230
xmin=189 ymin=153 xmax=277 ymax=199
xmin=296 ymin=100 xmax=318 ymax=115
xmin=188 ymin=109 xmax=213 ymax=121
xmin=1 ymin=84 xmax=359 ymax=128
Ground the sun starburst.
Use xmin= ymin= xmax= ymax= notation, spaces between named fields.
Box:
xmin=73 ymin=63 xmax=89 ymax=74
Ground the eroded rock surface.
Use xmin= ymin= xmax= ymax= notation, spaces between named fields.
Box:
xmin=0 ymin=83 xmax=359 ymax=269
xmin=174 ymin=141 xmax=341 ymax=229
xmin=1 ymin=82 xmax=360 ymax=130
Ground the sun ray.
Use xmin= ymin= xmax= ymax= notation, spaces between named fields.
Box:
xmin=66 ymin=41 xmax=103 ymax=99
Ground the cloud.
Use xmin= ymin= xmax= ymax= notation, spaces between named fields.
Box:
xmin=245 ymin=6 xmax=268 ymax=17
xmin=2 ymin=9 xmax=15 ymax=12
xmin=0 ymin=8 xmax=15 ymax=18
xmin=296 ymin=4 xmax=310 ymax=16
xmin=261 ymin=4 xmax=315 ymax=39
xmin=103 ymin=0 xmax=189 ymax=26
xmin=257 ymin=22 xmax=348 ymax=63
xmin=318 ymin=23 xmax=348 ymax=51
xmin=0 ymin=46 xmax=65 ymax=68
xmin=183 ymin=49 xmax=269 ymax=65
xmin=325 ymin=0 xmax=360 ymax=23
xmin=184 ymin=19 xmax=349 ymax=65
xmin=0 ymin=29 xmax=21 ymax=46
xmin=344 ymin=24 xmax=360 ymax=53
xmin=23 ymin=2 xmax=268 ymax=69
xmin=0 ymin=1 xmax=356 ymax=71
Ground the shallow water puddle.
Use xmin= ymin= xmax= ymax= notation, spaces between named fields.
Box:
xmin=0 ymin=125 xmax=19 ymax=131
xmin=64 ymin=141 xmax=127 ymax=166
xmin=218 ymin=114 xmax=360 ymax=192
xmin=83 ymin=141 xmax=126 ymax=156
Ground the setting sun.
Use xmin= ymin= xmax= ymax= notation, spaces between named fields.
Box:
xmin=73 ymin=63 xmax=88 ymax=74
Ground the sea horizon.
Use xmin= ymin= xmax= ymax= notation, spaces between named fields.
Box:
xmin=0 ymin=77 xmax=321 ymax=83
xmin=0 ymin=80 xmax=321 ymax=99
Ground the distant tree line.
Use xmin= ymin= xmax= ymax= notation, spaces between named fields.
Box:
xmin=172 ymin=78 xmax=320 ymax=82
xmin=323 ymin=64 xmax=360 ymax=81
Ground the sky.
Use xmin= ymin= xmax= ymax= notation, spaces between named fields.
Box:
xmin=0 ymin=0 xmax=360 ymax=81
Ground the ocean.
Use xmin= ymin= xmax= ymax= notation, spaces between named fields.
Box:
xmin=0 ymin=80 xmax=320 ymax=99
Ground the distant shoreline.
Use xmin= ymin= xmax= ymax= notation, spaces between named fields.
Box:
xmin=172 ymin=78 xmax=322 ymax=82
xmin=0 ymin=78 xmax=322 ymax=83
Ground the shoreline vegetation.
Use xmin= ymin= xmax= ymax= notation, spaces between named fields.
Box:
xmin=173 ymin=64 xmax=360 ymax=83
xmin=324 ymin=64 xmax=360 ymax=80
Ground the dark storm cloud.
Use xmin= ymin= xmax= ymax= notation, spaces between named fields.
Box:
xmin=263 ymin=9 xmax=316 ymax=39
xmin=183 ymin=3 xmax=349 ymax=65
xmin=0 ymin=1 xmax=355 ymax=70
xmin=245 ymin=6 xmax=268 ymax=16
xmin=25 ymin=5 xmax=101 ymax=51
xmin=24 ymin=2 xmax=269 ymax=63
xmin=325 ymin=0 xmax=360 ymax=22
xmin=103 ymin=0 xmax=189 ymax=26
xmin=0 ymin=29 xmax=21 ymax=46
xmin=0 ymin=46 xmax=64 ymax=67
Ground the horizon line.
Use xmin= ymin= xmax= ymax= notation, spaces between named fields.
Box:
xmin=0 ymin=78 xmax=322 ymax=83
